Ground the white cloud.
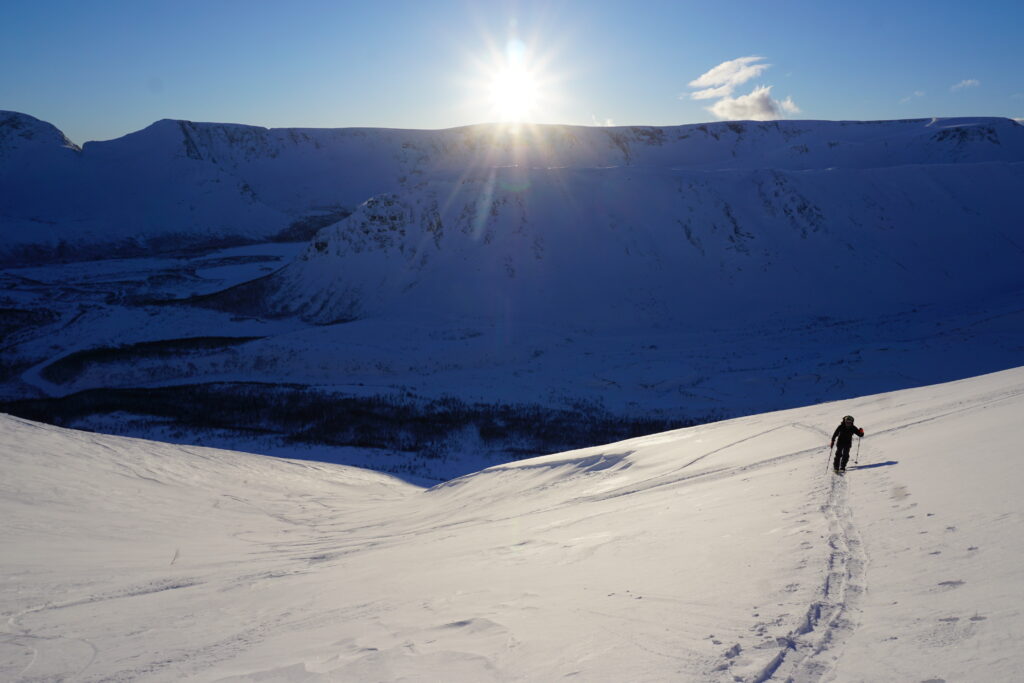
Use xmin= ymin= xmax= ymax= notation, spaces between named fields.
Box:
xmin=590 ymin=115 xmax=615 ymax=127
xmin=689 ymin=84 xmax=735 ymax=101
xmin=779 ymin=96 xmax=800 ymax=114
xmin=687 ymin=57 xmax=800 ymax=121
xmin=688 ymin=56 xmax=771 ymax=98
xmin=709 ymin=85 xmax=800 ymax=121
xmin=900 ymin=90 xmax=926 ymax=103
xmin=951 ymin=79 xmax=980 ymax=91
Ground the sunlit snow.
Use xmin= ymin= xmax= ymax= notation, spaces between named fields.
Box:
xmin=3 ymin=368 xmax=1022 ymax=681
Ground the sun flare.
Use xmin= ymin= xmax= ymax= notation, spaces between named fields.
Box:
xmin=488 ymin=64 xmax=541 ymax=122
xmin=470 ymin=36 xmax=556 ymax=125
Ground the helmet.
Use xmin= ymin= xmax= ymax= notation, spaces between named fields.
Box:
xmin=843 ymin=415 xmax=854 ymax=423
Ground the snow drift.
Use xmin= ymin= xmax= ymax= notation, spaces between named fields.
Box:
xmin=2 ymin=367 xmax=1023 ymax=681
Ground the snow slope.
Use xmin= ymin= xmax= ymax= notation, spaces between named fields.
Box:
xmin=3 ymin=367 xmax=1022 ymax=681
xmin=229 ymin=160 xmax=1024 ymax=326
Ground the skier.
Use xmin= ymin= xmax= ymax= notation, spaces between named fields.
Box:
xmin=830 ymin=415 xmax=865 ymax=472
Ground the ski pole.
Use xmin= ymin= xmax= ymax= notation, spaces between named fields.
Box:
xmin=827 ymin=443 xmax=834 ymax=472
xmin=855 ymin=436 xmax=862 ymax=465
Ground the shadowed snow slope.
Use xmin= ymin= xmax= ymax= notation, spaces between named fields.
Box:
xmin=2 ymin=366 xmax=1022 ymax=681
xmin=229 ymin=160 xmax=1024 ymax=326
xmin=3 ymin=111 xmax=1023 ymax=265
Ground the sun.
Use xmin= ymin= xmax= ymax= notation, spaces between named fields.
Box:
xmin=488 ymin=64 xmax=541 ymax=122
xmin=472 ymin=37 xmax=553 ymax=124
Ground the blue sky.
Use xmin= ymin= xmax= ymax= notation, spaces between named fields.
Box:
xmin=2 ymin=0 xmax=1021 ymax=144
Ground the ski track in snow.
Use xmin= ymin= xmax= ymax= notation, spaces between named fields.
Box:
xmin=738 ymin=471 xmax=868 ymax=683
xmin=535 ymin=418 xmax=871 ymax=682
xmin=695 ymin=418 xmax=866 ymax=683
xmin=729 ymin=380 xmax=1024 ymax=682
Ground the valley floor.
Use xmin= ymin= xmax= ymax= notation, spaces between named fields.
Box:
xmin=4 ymin=245 xmax=1024 ymax=483
xmin=2 ymin=367 xmax=1023 ymax=681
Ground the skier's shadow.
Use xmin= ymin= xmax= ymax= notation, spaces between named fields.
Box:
xmin=847 ymin=460 xmax=898 ymax=471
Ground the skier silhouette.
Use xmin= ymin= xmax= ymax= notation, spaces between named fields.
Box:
xmin=830 ymin=415 xmax=865 ymax=472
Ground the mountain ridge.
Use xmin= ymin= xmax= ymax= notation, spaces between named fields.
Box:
xmin=8 ymin=110 xmax=1022 ymax=168
xmin=3 ymin=111 xmax=1022 ymax=265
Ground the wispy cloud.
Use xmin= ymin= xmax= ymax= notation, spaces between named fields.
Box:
xmin=951 ymin=79 xmax=980 ymax=91
xmin=686 ymin=57 xmax=799 ymax=121
xmin=688 ymin=56 xmax=771 ymax=99
xmin=900 ymin=90 xmax=926 ymax=104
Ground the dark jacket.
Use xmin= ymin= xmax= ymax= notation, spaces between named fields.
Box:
xmin=832 ymin=422 xmax=865 ymax=447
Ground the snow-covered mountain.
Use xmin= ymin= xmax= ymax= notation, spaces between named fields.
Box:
xmin=3 ymin=367 xmax=1022 ymax=681
xmin=3 ymin=111 xmax=1022 ymax=265
xmin=214 ymin=159 xmax=1024 ymax=327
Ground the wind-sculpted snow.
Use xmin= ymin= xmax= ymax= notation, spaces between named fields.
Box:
xmin=2 ymin=111 xmax=1022 ymax=263
xmin=2 ymin=367 xmax=1023 ymax=681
